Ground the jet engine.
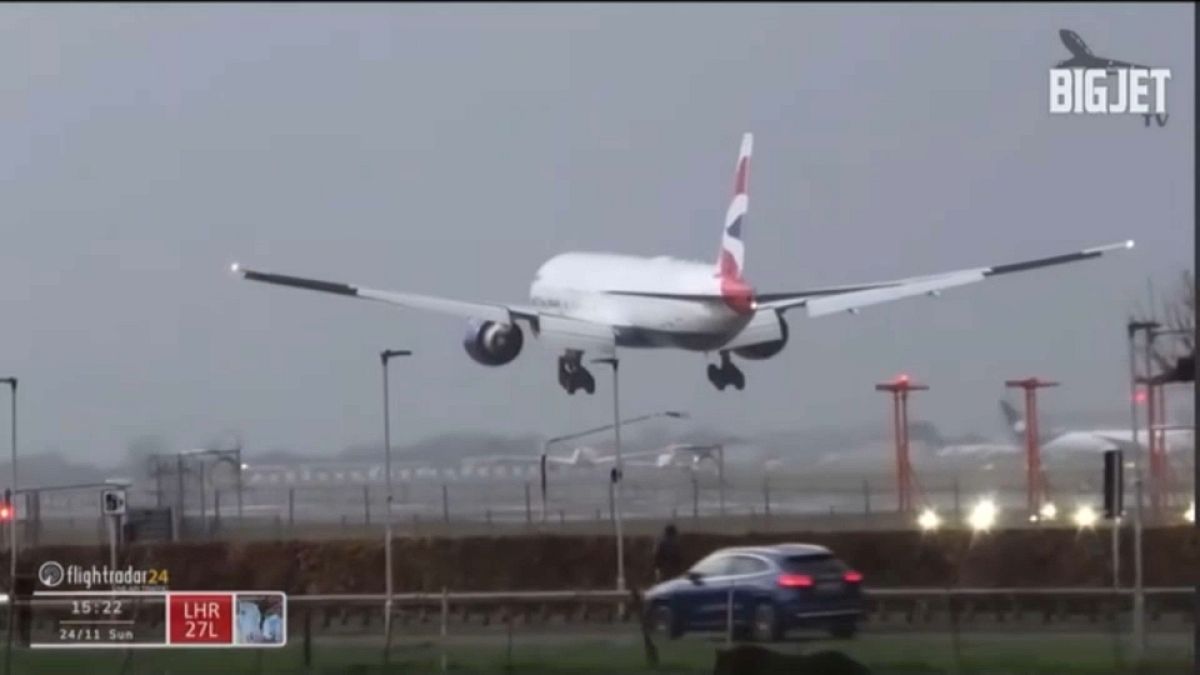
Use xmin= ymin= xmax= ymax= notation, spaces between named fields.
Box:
xmin=463 ymin=320 xmax=524 ymax=366
xmin=732 ymin=315 xmax=789 ymax=360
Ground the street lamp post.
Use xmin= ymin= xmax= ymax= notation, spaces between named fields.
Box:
xmin=591 ymin=357 xmax=626 ymax=591
xmin=380 ymin=349 xmax=411 ymax=664
xmin=1 ymin=378 xmax=15 ymax=675
xmin=1126 ymin=320 xmax=1158 ymax=660
xmin=0 ymin=379 xmax=15 ymax=589
xmin=538 ymin=410 xmax=688 ymax=524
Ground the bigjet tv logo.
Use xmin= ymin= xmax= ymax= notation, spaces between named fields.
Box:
xmin=1049 ymin=29 xmax=1171 ymax=127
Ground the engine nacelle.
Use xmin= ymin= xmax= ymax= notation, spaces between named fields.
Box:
xmin=463 ymin=320 xmax=524 ymax=366
xmin=733 ymin=315 xmax=789 ymax=360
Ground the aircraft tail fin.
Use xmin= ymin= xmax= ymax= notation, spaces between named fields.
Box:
xmin=563 ymin=447 xmax=587 ymax=466
xmin=717 ymin=133 xmax=752 ymax=281
xmin=999 ymin=400 xmax=1026 ymax=441
xmin=908 ymin=420 xmax=947 ymax=450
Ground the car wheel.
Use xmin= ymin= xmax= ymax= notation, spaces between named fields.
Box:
xmin=650 ymin=604 xmax=681 ymax=639
xmin=750 ymin=603 xmax=781 ymax=643
xmin=829 ymin=619 xmax=858 ymax=639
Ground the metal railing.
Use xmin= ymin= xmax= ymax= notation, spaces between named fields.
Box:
xmin=5 ymin=586 xmax=1188 ymax=606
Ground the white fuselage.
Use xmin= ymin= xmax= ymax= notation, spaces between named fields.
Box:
xmin=528 ymin=252 xmax=751 ymax=349
xmin=1043 ymin=428 xmax=1194 ymax=455
xmin=941 ymin=429 xmax=1195 ymax=458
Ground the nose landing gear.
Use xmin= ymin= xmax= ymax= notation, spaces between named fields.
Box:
xmin=706 ymin=352 xmax=745 ymax=391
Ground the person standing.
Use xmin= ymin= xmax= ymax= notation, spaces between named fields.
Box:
xmin=651 ymin=524 xmax=683 ymax=582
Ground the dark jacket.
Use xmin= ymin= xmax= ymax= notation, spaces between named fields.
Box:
xmin=652 ymin=527 xmax=683 ymax=581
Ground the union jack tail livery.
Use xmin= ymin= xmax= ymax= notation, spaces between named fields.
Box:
xmin=718 ymin=132 xmax=752 ymax=281
xmin=715 ymin=133 xmax=754 ymax=315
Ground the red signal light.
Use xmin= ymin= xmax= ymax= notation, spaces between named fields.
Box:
xmin=1134 ymin=390 xmax=1148 ymax=404
xmin=777 ymin=573 xmax=814 ymax=588
xmin=843 ymin=570 xmax=863 ymax=584
xmin=0 ymin=505 xmax=13 ymax=521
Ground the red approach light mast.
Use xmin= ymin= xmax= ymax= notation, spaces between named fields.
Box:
xmin=875 ymin=374 xmax=928 ymax=514
xmin=1004 ymin=378 xmax=1059 ymax=518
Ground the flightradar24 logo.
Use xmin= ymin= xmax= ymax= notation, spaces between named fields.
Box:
xmin=1050 ymin=29 xmax=1171 ymax=127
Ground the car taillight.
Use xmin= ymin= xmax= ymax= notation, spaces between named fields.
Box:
xmin=777 ymin=574 xmax=814 ymax=588
xmin=843 ymin=570 xmax=863 ymax=583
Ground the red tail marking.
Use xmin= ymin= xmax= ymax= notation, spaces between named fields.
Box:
xmin=718 ymin=251 xmax=754 ymax=315
xmin=733 ymin=157 xmax=749 ymax=195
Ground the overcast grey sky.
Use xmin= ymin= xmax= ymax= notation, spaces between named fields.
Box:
xmin=0 ymin=4 xmax=1192 ymax=462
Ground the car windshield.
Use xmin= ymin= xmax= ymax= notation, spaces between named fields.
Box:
xmin=780 ymin=554 xmax=847 ymax=576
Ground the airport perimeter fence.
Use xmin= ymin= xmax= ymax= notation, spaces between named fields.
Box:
xmin=4 ymin=588 xmax=1188 ymax=673
xmin=292 ymin=587 xmax=1195 ymax=673
xmin=12 ymin=466 xmax=1197 ymax=545
xmin=274 ymin=586 xmax=1197 ymax=637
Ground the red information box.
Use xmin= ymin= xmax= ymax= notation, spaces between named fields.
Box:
xmin=168 ymin=593 xmax=234 ymax=645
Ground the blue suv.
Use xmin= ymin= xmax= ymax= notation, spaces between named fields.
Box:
xmin=644 ymin=543 xmax=864 ymax=642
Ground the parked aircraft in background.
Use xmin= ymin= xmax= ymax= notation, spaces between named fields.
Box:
xmin=1000 ymin=400 xmax=1194 ymax=455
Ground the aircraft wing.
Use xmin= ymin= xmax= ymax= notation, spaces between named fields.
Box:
xmin=1093 ymin=434 xmax=1141 ymax=453
xmin=463 ymin=455 xmax=542 ymax=465
xmin=579 ymin=449 xmax=665 ymax=464
xmin=755 ymin=240 xmax=1134 ymax=317
xmin=230 ymin=263 xmax=615 ymax=355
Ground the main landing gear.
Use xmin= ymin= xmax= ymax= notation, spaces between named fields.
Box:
xmin=707 ymin=351 xmax=745 ymax=391
xmin=558 ymin=351 xmax=595 ymax=395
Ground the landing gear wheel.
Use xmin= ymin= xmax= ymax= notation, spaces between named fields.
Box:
xmin=649 ymin=604 xmax=681 ymax=640
xmin=558 ymin=360 xmax=572 ymax=393
xmin=707 ymin=353 xmax=746 ymax=391
xmin=728 ymin=367 xmax=745 ymax=391
xmin=558 ymin=352 xmax=595 ymax=395
xmin=707 ymin=364 xmax=727 ymax=390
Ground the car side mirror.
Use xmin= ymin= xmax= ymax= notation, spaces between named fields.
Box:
xmin=686 ymin=571 xmax=704 ymax=586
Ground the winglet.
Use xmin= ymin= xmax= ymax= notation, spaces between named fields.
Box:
xmin=1083 ymin=240 xmax=1135 ymax=255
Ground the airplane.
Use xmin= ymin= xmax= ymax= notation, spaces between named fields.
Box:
xmin=646 ymin=444 xmax=722 ymax=470
xmin=999 ymin=400 xmax=1194 ymax=456
xmin=1056 ymin=29 xmax=1149 ymax=70
xmin=230 ymin=133 xmax=1135 ymax=394
xmin=464 ymin=446 xmax=663 ymax=471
